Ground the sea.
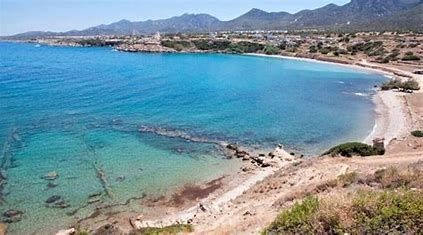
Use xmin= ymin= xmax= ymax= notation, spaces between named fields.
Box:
xmin=0 ymin=42 xmax=386 ymax=234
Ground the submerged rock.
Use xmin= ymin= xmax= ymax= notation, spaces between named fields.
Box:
xmin=116 ymin=176 xmax=126 ymax=182
xmin=88 ymin=192 xmax=102 ymax=199
xmin=45 ymin=195 xmax=70 ymax=208
xmin=46 ymin=195 xmax=62 ymax=204
xmin=88 ymin=197 xmax=101 ymax=204
xmin=52 ymin=200 xmax=70 ymax=209
xmin=42 ymin=171 xmax=59 ymax=180
xmin=47 ymin=182 xmax=58 ymax=189
xmin=3 ymin=209 xmax=23 ymax=223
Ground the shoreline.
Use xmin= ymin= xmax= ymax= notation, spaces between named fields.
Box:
xmin=246 ymin=53 xmax=418 ymax=147
xmin=92 ymin=53 xmax=417 ymax=233
xmin=35 ymin=48 xmax=419 ymax=234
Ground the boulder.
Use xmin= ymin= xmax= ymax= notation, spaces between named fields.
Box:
xmin=242 ymin=155 xmax=251 ymax=161
xmin=235 ymin=150 xmax=248 ymax=158
xmin=226 ymin=144 xmax=238 ymax=151
xmin=261 ymin=163 xmax=271 ymax=168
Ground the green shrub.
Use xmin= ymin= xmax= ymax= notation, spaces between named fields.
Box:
xmin=262 ymin=45 xmax=280 ymax=55
xmin=352 ymin=191 xmax=423 ymax=233
xmin=381 ymin=78 xmax=420 ymax=91
xmin=228 ymin=41 xmax=264 ymax=53
xmin=402 ymin=52 xmax=421 ymax=61
xmin=263 ymin=190 xmax=423 ymax=235
xmin=192 ymin=39 xmax=231 ymax=51
xmin=263 ymin=197 xmax=320 ymax=234
xmin=402 ymin=79 xmax=420 ymax=90
xmin=411 ymin=130 xmax=423 ymax=137
xmin=160 ymin=40 xmax=192 ymax=50
xmin=322 ymin=142 xmax=384 ymax=157
xmin=135 ymin=224 xmax=193 ymax=235
xmin=309 ymin=45 xmax=318 ymax=53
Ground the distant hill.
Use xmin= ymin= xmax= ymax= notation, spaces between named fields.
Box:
xmin=5 ymin=0 xmax=423 ymax=38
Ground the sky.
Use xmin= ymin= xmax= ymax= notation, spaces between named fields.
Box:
xmin=0 ymin=0 xmax=350 ymax=36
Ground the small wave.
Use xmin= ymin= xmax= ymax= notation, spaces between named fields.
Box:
xmin=337 ymin=81 xmax=345 ymax=84
xmin=353 ymin=92 xmax=369 ymax=97
xmin=34 ymin=44 xmax=41 ymax=47
xmin=343 ymin=91 xmax=370 ymax=97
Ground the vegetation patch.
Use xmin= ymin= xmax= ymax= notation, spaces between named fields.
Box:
xmin=134 ymin=224 xmax=193 ymax=235
xmin=160 ymin=40 xmax=192 ymax=51
xmin=368 ymin=167 xmax=423 ymax=189
xmin=322 ymin=142 xmax=385 ymax=157
xmin=262 ymin=44 xmax=280 ymax=55
xmin=347 ymin=41 xmax=385 ymax=57
xmin=381 ymin=78 xmax=420 ymax=91
xmin=228 ymin=41 xmax=265 ymax=53
xmin=411 ymin=130 xmax=423 ymax=137
xmin=263 ymin=190 xmax=423 ymax=234
xmin=402 ymin=52 xmax=421 ymax=61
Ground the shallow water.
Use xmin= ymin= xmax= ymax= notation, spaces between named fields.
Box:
xmin=0 ymin=42 xmax=385 ymax=233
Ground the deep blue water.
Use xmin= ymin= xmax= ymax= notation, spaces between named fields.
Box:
xmin=0 ymin=42 xmax=385 ymax=233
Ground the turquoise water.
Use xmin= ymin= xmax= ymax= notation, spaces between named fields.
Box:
xmin=0 ymin=42 xmax=385 ymax=233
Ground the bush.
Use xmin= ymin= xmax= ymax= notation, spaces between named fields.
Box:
xmin=262 ymin=45 xmax=280 ymax=55
xmin=309 ymin=45 xmax=318 ymax=53
xmin=381 ymin=78 xmax=420 ymax=91
xmin=352 ymin=191 xmax=423 ymax=233
xmin=135 ymin=224 xmax=193 ymax=235
xmin=263 ymin=197 xmax=320 ymax=234
xmin=371 ymin=167 xmax=422 ymax=189
xmin=228 ymin=41 xmax=264 ymax=53
xmin=192 ymin=39 xmax=231 ymax=51
xmin=160 ymin=40 xmax=192 ymax=51
xmin=322 ymin=142 xmax=384 ymax=157
xmin=402 ymin=54 xmax=421 ymax=61
xmin=263 ymin=190 xmax=423 ymax=235
xmin=402 ymin=79 xmax=420 ymax=90
xmin=411 ymin=130 xmax=423 ymax=137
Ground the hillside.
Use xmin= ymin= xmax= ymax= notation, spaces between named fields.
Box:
xmin=4 ymin=0 xmax=423 ymax=38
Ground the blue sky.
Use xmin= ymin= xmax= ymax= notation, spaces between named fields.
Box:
xmin=0 ymin=0 xmax=349 ymax=36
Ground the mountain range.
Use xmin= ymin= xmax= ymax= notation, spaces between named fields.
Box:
xmin=7 ymin=0 xmax=423 ymax=38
